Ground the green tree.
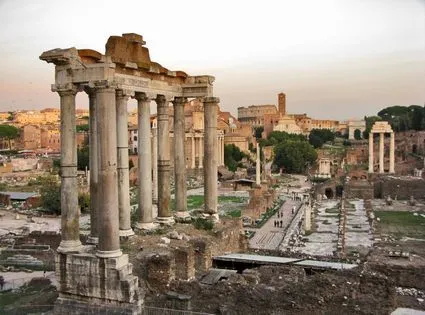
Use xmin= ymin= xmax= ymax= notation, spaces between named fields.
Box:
xmin=308 ymin=129 xmax=335 ymax=148
xmin=354 ymin=129 xmax=362 ymax=140
xmin=254 ymin=126 xmax=264 ymax=139
xmin=40 ymin=177 xmax=61 ymax=215
xmin=273 ymin=140 xmax=317 ymax=173
xmin=0 ymin=124 xmax=20 ymax=150
xmin=77 ymin=146 xmax=89 ymax=170
xmin=76 ymin=124 xmax=89 ymax=132
xmin=224 ymin=144 xmax=247 ymax=172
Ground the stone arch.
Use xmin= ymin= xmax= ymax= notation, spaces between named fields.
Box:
xmin=325 ymin=188 xmax=334 ymax=199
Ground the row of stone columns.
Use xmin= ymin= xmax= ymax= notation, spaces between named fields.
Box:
xmin=368 ymin=131 xmax=395 ymax=174
xmin=56 ymin=83 xmax=220 ymax=257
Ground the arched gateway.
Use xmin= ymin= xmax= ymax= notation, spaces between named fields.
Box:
xmin=40 ymin=33 xmax=219 ymax=314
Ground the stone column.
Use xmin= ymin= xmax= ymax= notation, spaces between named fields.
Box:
xmin=198 ymin=135 xmax=203 ymax=168
xmin=379 ymin=132 xmax=385 ymax=173
xmin=56 ymin=85 xmax=82 ymax=253
xmin=389 ymin=132 xmax=395 ymax=173
xmin=256 ymin=143 xmax=261 ymax=185
xmin=116 ymin=90 xmax=134 ymax=237
xmin=368 ymin=132 xmax=374 ymax=173
xmin=135 ymin=93 xmax=155 ymax=229
xmin=152 ymin=126 xmax=158 ymax=204
xmin=191 ymin=133 xmax=196 ymax=169
xmin=203 ymin=97 xmax=219 ymax=219
xmin=95 ymin=83 xmax=122 ymax=258
xmin=86 ymin=88 xmax=98 ymax=244
xmin=173 ymin=97 xmax=188 ymax=216
xmin=156 ymin=95 xmax=173 ymax=224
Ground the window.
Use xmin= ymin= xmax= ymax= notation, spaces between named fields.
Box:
xmin=134 ymin=136 xmax=137 ymax=141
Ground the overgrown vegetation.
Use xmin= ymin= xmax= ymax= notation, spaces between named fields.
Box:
xmin=192 ymin=217 xmax=214 ymax=230
xmin=308 ymin=129 xmax=335 ymax=148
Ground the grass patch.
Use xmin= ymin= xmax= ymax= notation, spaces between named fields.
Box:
xmin=227 ymin=209 xmax=241 ymax=218
xmin=375 ymin=211 xmax=425 ymax=238
xmin=192 ymin=218 xmax=214 ymax=231
xmin=218 ymin=196 xmax=248 ymax=203
xmin=187 ymin=195 xmax=204 ymax=210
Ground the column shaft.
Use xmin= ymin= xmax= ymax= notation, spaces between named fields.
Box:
xmin=389 ymin=132 xmax=395 ymax=173
xmin=203 ymin=97 xmax=219 ymax=216
xmin=116 ymin=91 xmax=134 ymax=237
xmin=57 ymin=86 xmax=82 ymax=253
xmin=173 ymin=98 xmax=187 ymax=213
xmin=152 ymin=127 xmax=158 ymax=204
xmin=191 ymin=134 xmax=196 ymax=169
xmin=96 ymin=85 xmax=121 ymax=258
xmin=368 ymin=132 xmax=374 ymax=173
xmin=156 ymin=95 xmax=173 ymax=222
xmin=136 ymin=94 xmax=154 ymax=228
xmin=87 ymin=88 xmax=98 ymax=244
xmin=198 ymin=135 xmax=203 ymax=168
xmin=256 ymin=143 xmax=261 ymax=185
xmin=379 ymin=132 xmax=385 ymax=173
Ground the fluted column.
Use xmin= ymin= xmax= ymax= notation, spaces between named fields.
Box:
xmin=389 ymin=132 xmax=395 ymax=173
xmin=379 ymin=132 xmax=385 ymax=173
xmin=203 ymin=97 xmax=219 ymax=219
xmin=95 ymin=83 xmax=121 ymax=258
xmin=191 ymin=133 xmax=196 ymax=169
xmin=56 ymin=85 xmax=82 ymax=253
xmin=86 ymin=87 xmax=98 ymax=244
xmin=116 ymin=90 xmax=134 ymax=237
xmin=156 ymin=95 xmax=173 ymax=224
xmin=152 ymin=126 xmax=158 ymax=204
xmin=368 ymin=132 xmax=374 ymax=173
xmin=135 ymin=93 xmax=155 ymax=229
xmin=173 ymin=97 xmax=188 ymax=215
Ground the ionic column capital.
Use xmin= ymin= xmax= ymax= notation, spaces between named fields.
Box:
xmin=203 ymin=96 xmax=220 ymax=104
xmin=116 ymin=89 xmax=135 ymax=100
xmin=53 ymin=83 xmax=80 ymax=96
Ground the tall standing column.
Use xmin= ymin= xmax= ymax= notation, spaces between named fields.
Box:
xmin=191 ymin=134 xmax=196 ymax=169
xmin=116 ymin=90 xmax=134 ymax=237
xmin=135 ymin=93 xmax=156 ymax=229
xmin=379 ymin=132 xmax=385 ymax=173
xmin=156 ymin=95 xmax=173 ymax=224
xmin=173 ymin=97 xmax=188 ymax=215
xmin=203 ymin=97 xmax=219 ymax=219
xmin=86 ymin=88 xmax=98 ymax=244
xmin=389 ymin=132 xmax=395 ymax=173
xmin=152 ymin=126 xmax=158 ymax=204
xmin=56 ymin=85 xmax=82 ymax=253
xmin=368 ymin=132 xmax=374 ymax=173
xmin=256 ymin=143 xmax=261 ymax=185
xmin=198 ymin=135 xmax=203 ymax=168
xmin=95 ymin=83 xmax=122 ymax=258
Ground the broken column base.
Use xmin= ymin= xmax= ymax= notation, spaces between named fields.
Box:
xmin=54 ymin=246 xmax=142 ymax=315
xmin=174 ymin=211 xmax=192 ymax=223
xmin=156 ymin=216 xmax=175 ymax=225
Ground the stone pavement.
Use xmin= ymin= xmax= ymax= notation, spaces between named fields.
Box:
xmin=249 ymin=199 xmax=301 ymax=250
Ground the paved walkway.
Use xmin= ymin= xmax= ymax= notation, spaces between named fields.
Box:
xmin=249 ymin=199 xmax=301 ymax=250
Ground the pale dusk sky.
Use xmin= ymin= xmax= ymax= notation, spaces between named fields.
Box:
xmin=0 ymin=0 xmax=424 ymax=120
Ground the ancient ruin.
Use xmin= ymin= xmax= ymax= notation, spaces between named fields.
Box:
xmin=369 ymin=121 xmax=395 ymax=174
xmin=40 ymin=33 xmax=220 ymax=313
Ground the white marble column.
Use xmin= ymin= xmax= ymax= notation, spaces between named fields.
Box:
xmin=173 ymin=97 xmax=188 ymax=216
xmin=389 ymin=132 xmax=395 ymax=173
xmin=191 ymin=133 xmax=196 ymax=169
xmin=156 ymin=95 xmax=173 ymax=224
xmin=86 ymin=87 xmax=98 ymax=244
xmin=95 ymin=83 xmax=122 ymax=258
xmin=203 ymin=97 xmax=219 ymax=219
xmin=379 ymin=132 xmax=385 ymax=173
xmin=368 ymin=132 xmax=374 ymax=173
xmin=134 ymin=93 xmax=155 ymax=230
xmin=56 ymin=85 xmax=82 ymax=253
xmin=116 ymin=90 xmax=134 ymax=237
